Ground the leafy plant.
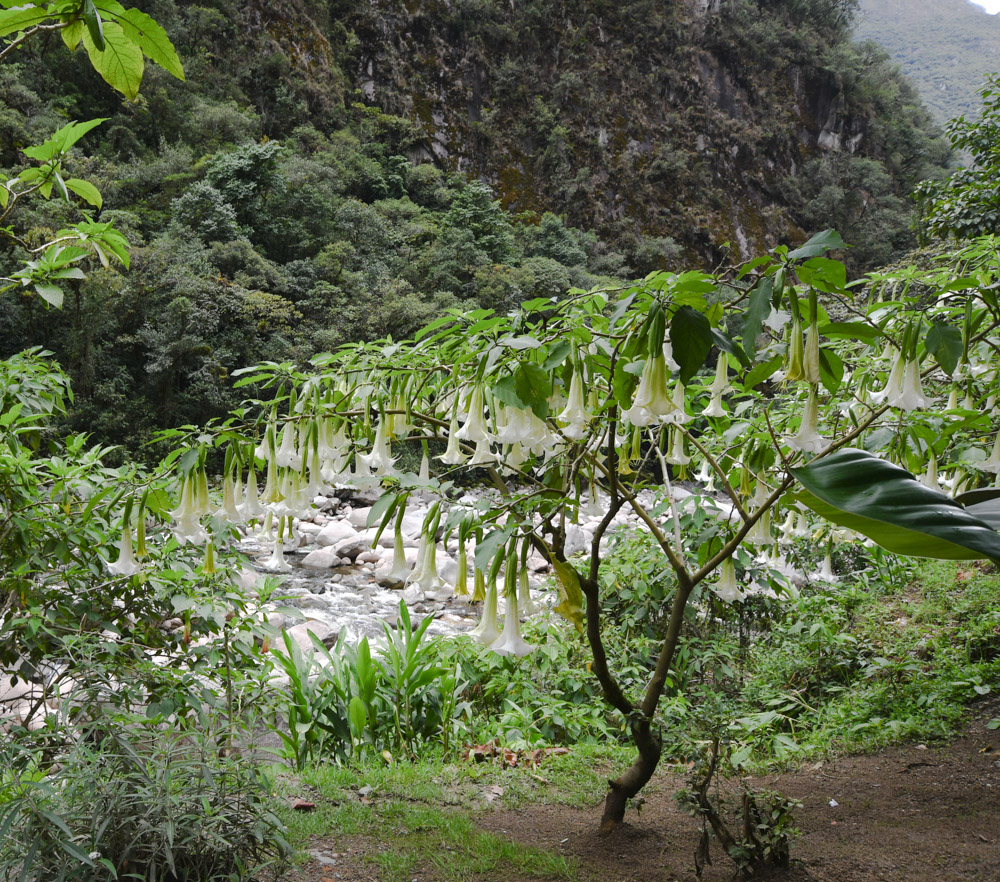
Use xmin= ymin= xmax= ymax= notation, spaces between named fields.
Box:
xmin=0 ymin=713 xmax=289 ymax=881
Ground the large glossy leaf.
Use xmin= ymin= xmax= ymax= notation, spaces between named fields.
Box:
xmin=791 ymin=448 xmax=1000 ymax=563
xmin=955 ymin=488 xmax=1000 ymax=529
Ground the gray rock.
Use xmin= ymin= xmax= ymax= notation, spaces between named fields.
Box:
xmin=315 ymin=520 xmax=358 ymax=548
xmin=301 ymin=547 xmax=340 ymax=569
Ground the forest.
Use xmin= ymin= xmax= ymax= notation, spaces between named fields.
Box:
xmin=1 ymin=2 xmax=999 ymax=881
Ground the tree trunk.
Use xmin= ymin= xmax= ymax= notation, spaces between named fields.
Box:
xmin=599 ymin=716 xmax=662 ymax=832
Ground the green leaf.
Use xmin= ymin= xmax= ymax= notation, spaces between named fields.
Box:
xmin=474 ymin=526 xmax=512 ymax=573
xmin=791 ymin=448 xmax=1000 ymax=563
xmin=818 ymin=347 xmax=844 ymax=394
xmin=514 ymin=361 xmax=551 ymax=419
xmin=741 ymin=279 xmax=772 ymax=358
xmin=83 ymin=21 xmax=144 ymax=100
xmin=500 ymin=335 xmax=542 ymax=350
xmin=817 ymin=322 xmax=883 ymax=341
xmin=63 ymin=178 xmax=102 ymax=209
xmin=61 ymin=17 xmax=85 ymax=49
xmin=82 ymin=0 xmax=105 ymax=50
xmin=925 ymin=321 xmax=963 ymax=377
xmin=550 ymin=558 xmax=584 ymax=633
xmin=491 ymin=376 xmax=526 ymax=410
xmin=796 ymin=257 xmax=847 ymax=293
xmin=670 ymin=305 xmax=713 ymax=385
xmin=0 ymin=5 xmax=49 ymax=38
xmin=788 ymin=229 xmax=847 ymax=259
xmin=743 ymin=355 xmax=782 ymax=389
xmin=710 ymin=329 xmax=750 ymax=368
xmin=118 ymin=7 xmax=185 ymax=80
xmin=23 ymin=119 xmax=109 ymax=164
xmin=34 ymin=283 xmax=64 ymax=308
xmin=348 ymin=696 xmax=367 ymax=738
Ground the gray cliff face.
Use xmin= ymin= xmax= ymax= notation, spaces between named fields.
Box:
xmin=321 ymin=0 xmax=936 ymax=265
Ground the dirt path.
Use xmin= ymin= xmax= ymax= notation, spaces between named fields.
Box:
xmin=283 ymin=702 xmax=1000 ymax=882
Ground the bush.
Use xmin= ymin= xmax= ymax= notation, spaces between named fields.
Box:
xmin=0 ymin=715 xmax=289 ymax=881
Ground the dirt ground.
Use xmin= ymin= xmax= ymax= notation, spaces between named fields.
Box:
xmin=281 ymin=699 xmax=1000 ymax=882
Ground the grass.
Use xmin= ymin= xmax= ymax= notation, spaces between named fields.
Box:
xmin=270 ymin=743 xmax=629 ymax=879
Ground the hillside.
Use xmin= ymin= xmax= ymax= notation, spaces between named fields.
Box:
xmin=336 ymin=0 xmax=946 ymax=267
xmin=0 ymin=0 xmax=949 ymax=451
xmin=856 ymin=0 xmax=1000 ymax=125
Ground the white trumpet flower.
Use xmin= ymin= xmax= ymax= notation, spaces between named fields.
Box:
xmin=623 ymin=354 xmax=674 ymax=425
xmin=274 ymin=422 xmax=301 ymax=470
xmin=666 ymin=427 xmax=690 ymax=466
xmin=888 ymin=359 xmax=932 ymax=411
xmin=786 ymin=385 xmax=826 ymax=454
xmin=978 ymin=434 xmax=1000 ymax=473
xmin=491 ymin=561 xmax=536 ymax=656
xmin=468 ymin=437 xmax=499 ymax=466
xmin=711 ymin=557 xmax=745 ymax=603
xmin=557 ymin=367 xmax=592 ymax=440
xmin=469 ymin=575 xmax=501 ymax=645
xmin=216 ymin=468 xmax=242 ymax=524
xmin=870 ymin=350 xmax=905 ymax=405
xmin=107 ymin=521 xmax=141 ymax=577
xmin=439 ymin=415 xmax=468 ymax=466
xmin=663 ymin=382 xmax=692 ymax=424
xmin=363 ymin=419 xmax=397 ymax=475
xmin=517 ymin=566 xmax=539 ymax=617
xmin=456 ymin=385 xmax=490 ymax=442
xmin=171 ymin=473 xmax=208 ymax=545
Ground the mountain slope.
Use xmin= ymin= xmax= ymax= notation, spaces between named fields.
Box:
xmin=855 ymin=0 xmax=1000 ymax=125
xmin=332 ymin=0 xmax=946 ymax=267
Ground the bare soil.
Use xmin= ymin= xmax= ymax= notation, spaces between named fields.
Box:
xmin=281 ymin=701 xmax=1000 ymax=882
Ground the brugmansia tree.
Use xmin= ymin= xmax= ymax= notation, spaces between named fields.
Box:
xmin=170 ymin=229 xmax=1000 ymax=831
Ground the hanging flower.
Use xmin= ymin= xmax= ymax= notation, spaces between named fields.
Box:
xmin=107 ymin=518 xmax=141 ymax=577
xmin=262 ymin=517 xmax=292 ymax=573
xmin=784 ymin=318 xmax=805 ymax=382
xmin=171 ymin=472 xmax=208 ymax=545
xmin=786 ymin=385 xmax=826 ymax=454
xmin=557 ymin=365 xmax=591 ymax=440
xmin=491 ymin=552 xmax=536 ymax=656
xmin=663 ymin=383 xmax=691 ymax=425
xmin=623 ymin=353 xmax=673 ymax=425
xmin=469 ymin=574 xmax=501 ymax=645
xmin=803 ymin=320 xmax=821 ymax=386
xmin=662 ymin=339 xmax=680 ymax=371
xmin=439 ymin=415 xmax=468 ymax=466
xmin=870 ymin=350 xmax=905 ymax=405
xmin=888 ymin=359 xmax=932 ymax=411
xmin=919 ymin=456 xmax=940 ymax=490
xmin=501 ymin=442 xmax=528 ymax=475
xmin=710 ymin=557 xmax=745 ymax=603
xmin=456 ymin=385 xmax=490 ymax=442
xmin=240 ymin=466 xmax=265 ymax=522
xmin=216 ymin=466 xmax=242 ymax=525
xmin=274 ymin=422 xmax=301 ymax=470
xmin=665 ymin=427 xmax=690 ymax=466
xmin=363 ymin=418 xmax=397 ymax=475
xmin=468 ymin=437 xmax=498 ymax=466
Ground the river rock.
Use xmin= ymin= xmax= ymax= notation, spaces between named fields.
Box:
xmin=347 ymin=506 xmax=372 ymax=528
xmin=357 ymin=549 xmax=383 ymax=564
xmin=285 ymin=620 xmax=334 ymax=651
xmin=301 ymin=547 xmax=340 ymax=569
xmin=316 ymin=520 xmax=358 ymax=547
xmin=334 ymin=536 xmax=371 ymax=561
